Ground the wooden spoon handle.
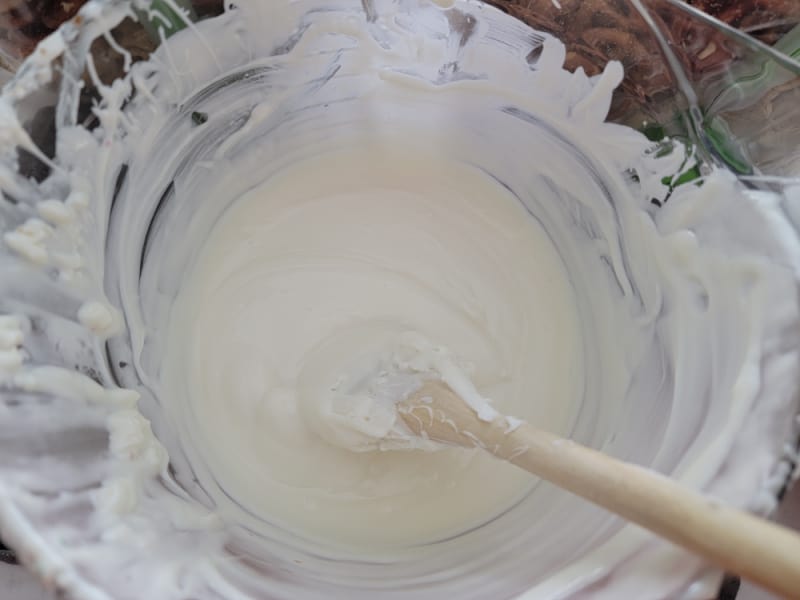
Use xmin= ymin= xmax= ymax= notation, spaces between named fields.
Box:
xmin=493 ymin=421 xmax=800 ymax=599
xmin=399 ymin=381 xmax=800 ymax=598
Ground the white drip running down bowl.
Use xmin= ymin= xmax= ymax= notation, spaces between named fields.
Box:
xmin=0 ymin=1 xmax=799 ymax=599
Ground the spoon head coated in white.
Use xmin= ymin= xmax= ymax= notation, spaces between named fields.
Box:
xmin=297 ymin=325 xmax=441 ymax=452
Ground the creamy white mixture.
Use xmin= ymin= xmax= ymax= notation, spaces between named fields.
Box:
xmin=163 ymin=143 xmax=580 ymax=548
xmin=0 ymin=1 xmax=799 ymax=600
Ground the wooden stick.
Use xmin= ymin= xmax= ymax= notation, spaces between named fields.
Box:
xmin=398 ymin=381 xmax=800 ymax=599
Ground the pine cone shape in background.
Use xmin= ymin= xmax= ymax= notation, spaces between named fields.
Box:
xmin=1 ymin=0 xmax=798 ymax=120
xmin=485 ymin=0 xmax=676 ymax=119
xmin=486 ymin=0 xmax=800 ymax=121
xmin=688 ymin=0 xmax=799 ymax=45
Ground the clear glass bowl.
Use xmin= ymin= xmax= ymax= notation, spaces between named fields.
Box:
xmin=0 ymin=2 xmax=799 ymax=600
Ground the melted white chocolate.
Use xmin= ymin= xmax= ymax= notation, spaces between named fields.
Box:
xmin=162 ymin=144 xmax=581 ymax=548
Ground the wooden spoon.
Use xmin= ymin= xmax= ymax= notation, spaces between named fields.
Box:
xmin=398 ymin=380 xmax=800 ymax=599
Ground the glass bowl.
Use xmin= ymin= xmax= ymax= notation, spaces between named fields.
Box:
xmin=0 ymin=2 xmax=799 ymax=599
